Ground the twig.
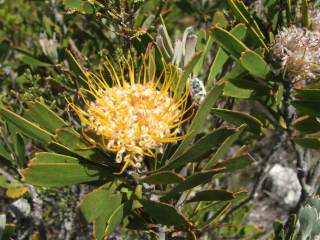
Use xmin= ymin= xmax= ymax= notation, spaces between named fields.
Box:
xmin=28 ymin=186 xmax=47 ymax=240
xmin=290 ymin=142 xmax=310 ymax=213
xmin=309 ymin=159 xmax=320 ymax=195
xmin=220 ymin=139 xmax=282 ymax=222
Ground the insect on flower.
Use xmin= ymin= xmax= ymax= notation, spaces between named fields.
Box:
xmin=189 ymin=77 xmax=206 ymax=105
xmin=67 ymin=50 xmax=193 ymax=175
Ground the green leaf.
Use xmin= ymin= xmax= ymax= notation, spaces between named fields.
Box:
xmin=0 ymin=144 xmax=12 ymax=162
xmin=0 ymin=107 xmax=54 ymax=145
xmin=65 ymin=49 xmax=88 ymax=83
xmin=105 ymin=202 xmax=132 ymax=236
xmin=0 ymin=175 xmax=9 ymax=189
xmin=161 ymin=128 xmax=235 ymax=170
xmin=286 ymin=0 xmax=292 ymax=25
xmin=213 ymin=154 xmax=254 ymax=172
xmin=176 ymin=52 xmax=202 ymax=98
xmin=294 ymin=138 xmax=320 ymax=149
xmin=16 ymin=54 xmax=51 ymax=67
xmin=211 ymin=26 xmax=248 ymax=59
xmin=13 ymin=133 xmax=25 ymax=168
xmin=292 ymin=101 xmax=320 ymax=117
xmin=239 ymin=50 xmax=272 ymax=79
xmin=55 ymin=128 xmax=114 ymax=165
xmin=273 ymin=221 xmax=285 ymax=240
xmin=140 ymin=171 xmax=184 ymax=184
xmin=0 ymin=40 xmax=10 ymax=61
xmin=193 ymin=36 xmax=214 ymax=76
xmin=188 ymin=189 xmax=234 ymax=202
xmin=22 ymin=152 xmax=114 ymax=187
xmin=212 ymin=108 xmax=263 ymax=134
xmin=287 ymin=214 xmax=298 ymax=240
xmin=64 ymin=0 xmax=82 ymax=9
xmin=0 ymin=214 xmax=5 ymax=240
xmin=205 ymin=125 xmax=247 ymax=169
xmin=227 ymin=0 xmax=267 ymax=48
xmin=82 ymin=2 xmax=94 ymax=14
xmin=168 ymin=83 xmax=224 ymax=161
xmin=2 ymin=224 xmax=16 ymax=240
xmin=207 ymin=23 xmax=247 ymax=88
xmin=224 ymin=81 xmax=253 ymax=99
xmin=299 ymin=206 xmax=318 ymax=240
xmin=24 ymin=101 xmax=67 ymax=134
xmin=293 ymin=116 xmax=320 ymax=134
xmin=301 ymin=0 xmax=309 ymax=27
xmin=213 ymin=11 xmax=228 ymax=28
xmin=295 ymin=89 xmax=320 ymax=102
xmin=223 ymin=77 xmax=269 ymax=99
xmin=80 ymin=183 xmax=122 ymax=223
xmin=140 ymin=199 xmax=189 ymax=226
xmin=306 ymin=197 xmax=320 ymax=213
xmin=161 ymin=168 xmax=224 ymax=200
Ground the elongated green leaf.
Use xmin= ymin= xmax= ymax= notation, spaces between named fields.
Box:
xmin=213 ymin=154 xmax=254 ymax=172
xmin=205 ymin=125 xmax=247 ymax=169
xmin=162 ymin=168 xmax=224 ymax=200
xmin=286 ymin=0 xmax=292 ymax=25
xmin=227 ymin=0 xmax=266 ymax=48
xmin=0 ymin=214 xmax=5 ymax=240
xmin=55 ymin=128 xmax=114 ymax=165
xmin=188 ymin=189 xmax=234 ymax=202
xmin=302 ymin=0 xmax=309 ymax=27
xmin=13 ymin=133 xmax=25 ymax=168
xmin=212 ymin=108 xmax=262 ymax=134
xmin=212 ymin=26 xmax=248 ymax=59
xmin=64 ymin=0 xmax=82 ymax=9
xmin=0 ymin=107 xmax=53 ymax=145
xmin=0 ymin=40 xmax=10 ymax=61
xmin=65 ymin=49 xmax=88 ymax=82
xmin=193 ymin=36 xmax=213 ymax=76
xmin=306 ymin=197 xmax=320 ymax=214
xmin=169 ymin=83 xmax=224 ymax=162
xmin=80 ymin=183 xmax=122 ymax=223
xmin=273 ymin=221 xmax=285 ymax=240
xmin=207 ymin=23 xmax=247 ymax=88
xmin=104 ymin=204 xmax=125 ymax=236
xmin=240 ymin=50 xmax=272 ymax=79
xmin=16 ymin=54 xmax=51 ymax=67
xmin=223 ymin=75 xmax=270 ymax=99
xmin=24 ymin=101 xmax=67 ymax=134
xmin=176 ymin=52 xmax=202 ymax=98
xmin=30 ymin=152 xmax=77 ymax=164
xmin=295 ymin=89 xmax=320 ymax=102
xmin=294 ymin=138 xmax=320 ymax=149
xmin=140 ymin=171 xmax=184 ymax=184
xmin=161 ymin=128 xmax=235 ymax=170
xmin=0 ymin=144 xmax=12 ymax=162
xmin=293 ymin=116 xmax=320 ymax=134
xmin=140 ymin=199 xmax=189 ymax=226
xmin=105 ymin=202 xmax=132 ymax=236
xmin=22 ymin=152 xmax=114 ymax=187
xmin=299 ymin=206 xmax=318 ymax=240
xmin=292 ymin=101 xmax=320 ymax=117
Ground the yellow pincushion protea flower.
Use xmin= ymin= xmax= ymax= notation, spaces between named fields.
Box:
xmin=68 ymin=52 xmax=192 ymax=174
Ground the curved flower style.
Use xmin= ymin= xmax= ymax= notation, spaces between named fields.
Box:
xmin=68 ymin=53 xmax=192 ymax=174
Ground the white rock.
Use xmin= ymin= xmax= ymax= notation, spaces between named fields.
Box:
xmin=268 ymin=164 xmax=301 ymax=207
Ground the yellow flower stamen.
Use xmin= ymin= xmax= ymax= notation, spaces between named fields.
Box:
xmin=68 ymin=52 xmax=191 ymax=174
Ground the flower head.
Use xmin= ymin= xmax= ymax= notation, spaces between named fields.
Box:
xmin=68 ymin=52 xmax=192 ymax=174
xmin=270 ymin=26 xmax=320 ymax=83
